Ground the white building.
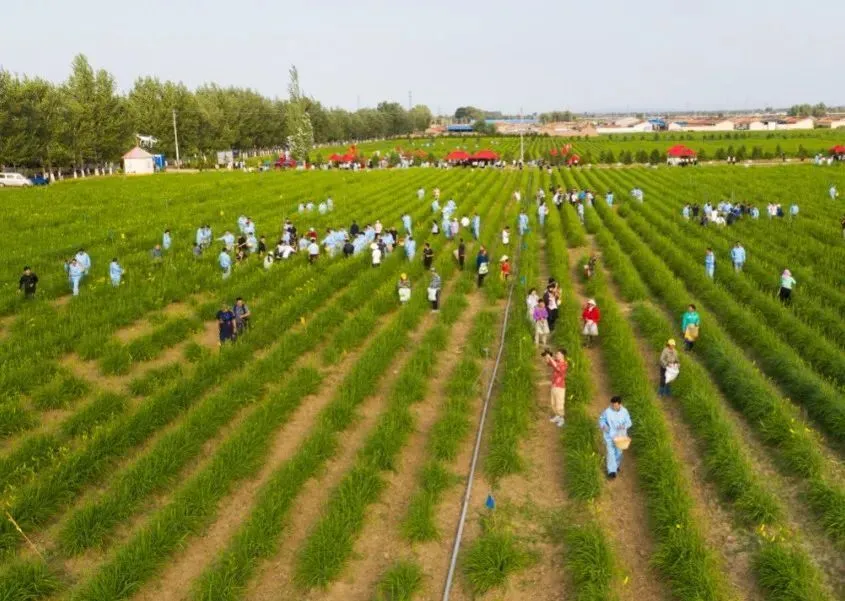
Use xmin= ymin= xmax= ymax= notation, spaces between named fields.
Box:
xmin=122 ymin=146 xmax=155 ymax=175
xmin=595 ymin=121 xmax=654 ymax=135
xmin=830 ymin=118 xmax=845 ymax=129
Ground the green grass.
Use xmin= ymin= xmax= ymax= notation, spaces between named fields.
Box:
xmin=372 ymin=560 xmax=424 ymax=601
xmin=462 ymin=515 xmax=533 ymax=596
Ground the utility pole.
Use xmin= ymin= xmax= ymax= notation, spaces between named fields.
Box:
xmin=408 ymin=90 xmax=412 ymax=110
xmin=519 ymin=106 xmax=524 ymax=164
xmin=172 ymin=109 xmax=181 ymax=168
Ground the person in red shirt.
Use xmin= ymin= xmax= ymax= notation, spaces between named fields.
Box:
xmin=582 ymin=299 xmax=601 ymax=346
xmin=543 ymin=348 xmax=568 ymax=427
xmin=499 ymin=255 xmax=511 ymax=281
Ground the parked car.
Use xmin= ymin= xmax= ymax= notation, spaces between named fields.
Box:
xmin=30 ymin=174 xmax=49 ymax=186
xmin=0 ymin=172 xmax=32 ymax=187
xmin=274 ymin=157 xmax=297 ymax=169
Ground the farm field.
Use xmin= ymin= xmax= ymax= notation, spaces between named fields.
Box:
xmin=304 ymin=129 xmax=845 ymax=165
xmin=0 ymin=162 xmax=844 ymax=601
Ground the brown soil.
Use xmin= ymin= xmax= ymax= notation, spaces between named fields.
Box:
xmin=316 ymin=292 xmax=485 ymax=601
xmin=411 ymin=300 xmax=506 ymax=600
xmin=242 ymin=297 xmax=452 ymax=601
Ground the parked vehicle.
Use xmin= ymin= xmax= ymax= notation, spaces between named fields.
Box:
xmin=30 ymin=174 xmax=50 ymax=186
xmin=0 ymin=173 xmax=32 ymax=187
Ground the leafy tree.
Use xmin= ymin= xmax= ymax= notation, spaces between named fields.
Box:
xmin=454 ymin=106 xmax=485 ymax=121
xmin=285 ymin=66 xmax=314 ymax=161
xmin=714 ymin=147 xmax=727 ymax=161
xmin=751 ymin=146 xmax=763 ymax=160
xmin=603 ymin=150 xmax=616 ymax=164
xmin=736 ymin=145 xmax=747 ymax=160
xmin=635 ymin=149 xmax=649 ymax=163
xmin=649 ymin=149 xmax=661 ymax=164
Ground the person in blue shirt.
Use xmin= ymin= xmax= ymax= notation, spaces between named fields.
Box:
xmin=682 ymin=205 xmax=690 ymax=220
xmin=790 ymin=204 xmax=799 ymax=218
xmin=730 ymin=242 xmax=746 ymax=272
xmin=432 ymin=199 xmax=440 ymax=214
xmin=471 ymin=213 xmax=480 ymax=240
xmin=402 ymin=213 xmax=412 ymax=235
xmin=404 ymin=235 xmax=416 ymax=261
xmin=162 ymin=229 xmax=172 ymax=250
xmin=75 ymin=249 xmax=91 ymax=276
xmin=605 ymin=191 xmax=614 ymax=207
xmin=750 ymin=206 xmax=760 ymax=219
xmin=218 ymin=247 xmax=232 ymax=279
xmin=196 ymin=226 xmax=205 ymax=248
xmin=704 ymin=248 xmax=716 ymax=279
xmin=109 ymin=258 xmax=124 ymax=287
xmin=518 ymin=211 xmax=529 ymax=236
xmin=218 ymin=231 xmax=236 ymax=251
xmin=598 ymin=396 xmax=632 ymax=479
xmin=65 ymin=258 xmax=84 ymax=296
xmin=681 ymin=304 xmax=701 ymax=351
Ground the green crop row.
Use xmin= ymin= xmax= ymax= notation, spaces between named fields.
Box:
xmin=631 ymin=303 xmax=834 ymax=600
xmin=293 ymin=280 xmax=469 ymax=589
xmin=584 ymin=266 xmax=730 ymax=600
xmin=402 ymin=311 xmax=494 ymax=543
xmin=544 ymin=203 xmax=616 ymax=601
xmin=588 ymin=197 xmax=845 ymax=548
xmin=607 ymin=202 xmax=845 ymax=444
xmin=98 ymin=315 xmax=202 ymax=375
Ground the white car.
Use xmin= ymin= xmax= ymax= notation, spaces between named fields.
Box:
xmin=0 ymin=173 xmax=32 ymax=187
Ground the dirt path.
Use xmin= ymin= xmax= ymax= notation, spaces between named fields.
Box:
xmin=242 ymin=295 xmax=455 ymax=601
xmin=569 ymin=243 xmax=668 ymax=601
xmin=411 ymin=300 xmax=505 ymax=600
xmin=315 ymin=292 xmax=485 ymax=601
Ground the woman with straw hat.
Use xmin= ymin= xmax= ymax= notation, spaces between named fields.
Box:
xmin=658 ymin=339 xmax=680 ymax=397
xmin=499 ymin=255 xmax=511 ymax=281
xmin=598 ymin=396 xmax=632 ymax=480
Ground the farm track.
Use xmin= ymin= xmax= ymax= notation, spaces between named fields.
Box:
xmin=567 ymin=241 xmax=668 ymax=601
xmin=314 ymin=288 xmax=486 ymax=601
xmin=240 ymin=275 xmax=461 ymax=601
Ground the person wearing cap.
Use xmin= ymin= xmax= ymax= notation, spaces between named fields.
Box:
xmin=476 ymin=246 xmax=490 ymax=288
xmin=658 ymin=339 xmax=680 ymax=397
xmin=18 ymin=266 xmax=39 ymax=298
xmin=543 ymin=348 xmax=568 ymax=427
xmin=681 ymin=304 xmax=700 ymax=350
xmin=397 ymin=273 xmax=412 ymax=304
xmin=499 ymin=255 xmax=511 ymax=281
xmin=581 ymin=299 xmax=601 ymax=345
xmin=428 ymin=268 xmax=441 ymax=312
xmin=109 ymin=258 xmax=124 ymax=287
xmin=598 ymin=396 xmax=632 ymax=479
xmin=778 ymin=269 xmax=796 ymax=304
xmin=216 ymin=303 xmax=237 ymax=346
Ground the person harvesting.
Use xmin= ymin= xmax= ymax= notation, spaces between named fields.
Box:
xmin=476 ymin=246 xmax=490 ymax=288
xmin=704 ymin=247 xmax=716 ymax=279
xmin=533 ymin=299 xmax=550 ymax=347
xmin=730 ymin=241 xmax=746 ymax=272
xmin=397 ymin=273 xmax=412 ymax=304
xmin=681 ymin=304 xmax=700 ymax=351
xmin=598 ymin=396 xmax=632 ymax=480
xmin=658 ymin=339 xmax=680 ymax=397
xmin=778 ymin=269 xmax=796 ymax=304
xmin=216 ymin=303 xmax=236 ymax=346
xmin=428 ymin=267 xmax=441 ymax=312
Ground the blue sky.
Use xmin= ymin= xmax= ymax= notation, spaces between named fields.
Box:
xmin=3 ymin=0 xmax=843 ymax=114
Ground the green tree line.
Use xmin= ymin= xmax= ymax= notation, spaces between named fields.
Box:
xmin=0 ymin=54 xmax=433 ymax=170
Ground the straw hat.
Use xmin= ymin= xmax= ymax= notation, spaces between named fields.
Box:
xmin=400 ymin=273 xmax=407 ymax=279
xmin=370 ymin=243 xmax=378 ymax=250
xmin=500 ymin=255 xmax=509 ymax=262
xmin=667 ymin=339 xmax=676 ymax=347
xmin=586 ymin=298 xmax=596 ymax=306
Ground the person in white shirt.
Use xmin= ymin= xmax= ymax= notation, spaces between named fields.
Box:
xmin=371 ymin=243 xmax=382 ymax=267
xmin=307 ymin=240 xmax=319 ymax=263
xmin=501 ymin=227 xmax=511 ymax=246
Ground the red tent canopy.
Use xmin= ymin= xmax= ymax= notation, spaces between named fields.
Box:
xmin=567 ymin=154 xmax=581 ymax=165
xmin=339 ymin=153 xmax=355 ymax=162
xmin=829 ymin=145 xmax=845 ymax=155
xmin=667 ymin=144 xmax=697 ymax=158
xmin=445 ymin=150 xmax=470 ymax=161
xmin=470 ymin=149 xmax=499 ymax=161
xmin=328 ymin=153 xmax=344 ymax=162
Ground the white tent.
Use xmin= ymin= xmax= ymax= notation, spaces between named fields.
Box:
xmin=123 ymin=146 xmax=155 ymax=175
